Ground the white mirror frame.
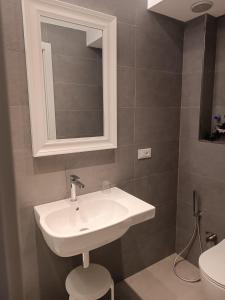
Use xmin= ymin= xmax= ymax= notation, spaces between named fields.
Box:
xmin=22 ymin=0 xmax=117 ymax=157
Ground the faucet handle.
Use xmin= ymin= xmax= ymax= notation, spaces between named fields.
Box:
xmin=70 ymin=175 xmax=80 ymax=182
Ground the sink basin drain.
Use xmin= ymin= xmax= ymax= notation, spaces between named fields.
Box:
xmin=79 ymin=228 xmax=89 ymax=232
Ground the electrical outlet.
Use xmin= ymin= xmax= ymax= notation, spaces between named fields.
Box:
xmin=138 ymin=148 xmax=152 ymax=160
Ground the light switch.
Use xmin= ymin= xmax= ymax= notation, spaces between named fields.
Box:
xmin=138 ymin=148 xmax=152 ymax=160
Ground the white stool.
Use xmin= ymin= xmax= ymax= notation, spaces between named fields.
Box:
xmin=66 ymin=263 xmax=114 ymax=300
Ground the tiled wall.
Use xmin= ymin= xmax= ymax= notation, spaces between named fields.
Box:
xmin=1 ymin=0 xmax=183 ymax=299
xmin=42 ymin=23 xmax=103 ymax=139
xmin=0 ymin=2 xmax=23 ymax=299
xmin=177 ymin=15 xmax=225 ymax=265
xmin=199 ymin=15 xmax=217 ymax=139
xmin=213 ymin=16 xmax=225 ymax=123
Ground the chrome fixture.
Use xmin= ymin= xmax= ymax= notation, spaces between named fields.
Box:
xmin=206 ymin=231 xmax=218 ymax=245
xmin=191 ymin=1 xmax=213 ymax=13
xmin=70 ymin=175 xmax=85 ymax=209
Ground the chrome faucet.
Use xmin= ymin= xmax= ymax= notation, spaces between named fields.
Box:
xmin=70 ymin=175 xmax=85 ymax=208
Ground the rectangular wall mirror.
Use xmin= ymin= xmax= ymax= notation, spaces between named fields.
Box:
xmin=22 ymin=0 xmax=117 ymax=157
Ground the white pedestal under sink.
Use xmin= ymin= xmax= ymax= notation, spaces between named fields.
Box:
xmin=34 ymin=187 xmax=155 ymax=298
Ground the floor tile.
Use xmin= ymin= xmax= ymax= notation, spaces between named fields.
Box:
xmin=115 ymin=254 xmax=206 ymax=300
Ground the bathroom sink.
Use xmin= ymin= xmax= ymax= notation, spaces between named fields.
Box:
xmin=34 ymin=187 xmax=155 ymax=257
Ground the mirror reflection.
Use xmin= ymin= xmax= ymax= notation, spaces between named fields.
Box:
xmin=41 ymin=18 xmax=104 ymax=140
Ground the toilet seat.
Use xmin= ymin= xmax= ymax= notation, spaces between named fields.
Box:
xmin=199 ymin=240 xmax=225 ymax=289
xmin=201 ymin=268 xmax=225 ymax=289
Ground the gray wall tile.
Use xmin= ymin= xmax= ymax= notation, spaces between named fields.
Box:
xmin=134 ymin=141 xmax=179 ymax=177
xmin=134 ymin=107 xmax=180 ymax=144
xmin=182 ymin=16 xmax=205 ymax=75
xmin=212 ymin=16 xmax=225 ymax=121
xmin=118 ymin=66 xmax=135 ymax=108
xmin=65 ymin=0 xmax=137 ymax=25
xmin=136 ymin=26 xmax=180 ymax=72
xmin=0 ymin=0 xmax=183 ymax=299
xmin=9 ymin=106 xmax=31 ymax=151
xmin=179 ymin=107 xmax=200 ymax=140
xmin=64 ymin=150 xmax=115 ymax=170
xmin=13 ymin=152 xmax=68 ymax=206
xmin=181 ymin=73 xmax=202 ymax=107
xmin=179 ymin=139 xmax=225 ymax=182
xmin=199 ymin=16 xmax=217 ymax=139
xmin=135 ymin=0 xmax=184 ymax=48
xmin=213 ymin=71 xmax=225 ymax=106
xmin=135 ymin=8 xmax=183 ymax=73
xmin=136 ymin=68 xmax=181 ymax=107
xmin=5 ymin=49 xmax=28 ymax=106
xmin=0 ymin=0 xmax=25 ymax=51
xmin=177 ymin=15 xmax=225 ymax=266
xmin=118 ymin=22 xmax=135 ymax=67
xmin=0 ymin=4 xmax=23 ymax=297
xmin=213 ymin=16 xmax=225 ymax=72
xmin=118 ymin=108 xmax=134 ymax=146
xmin=133 ymin=171 xmax=178 ymax=208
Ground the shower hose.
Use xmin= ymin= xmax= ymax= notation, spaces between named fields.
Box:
xmin=173 ymin=211 xmax=203 ymax=283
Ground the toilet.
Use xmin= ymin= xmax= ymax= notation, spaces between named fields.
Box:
xmin=199 ymin=240 xmax=225 ymax=300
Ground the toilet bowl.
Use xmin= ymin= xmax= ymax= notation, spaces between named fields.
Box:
xmin=199 ymin=239 xmax=225 ymax=300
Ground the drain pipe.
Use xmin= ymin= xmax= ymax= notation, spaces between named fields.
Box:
xmin=82 ymin=251 xmax=90 ymax=268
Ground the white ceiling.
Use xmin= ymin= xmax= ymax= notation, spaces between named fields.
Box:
xmin=148 ymin=0 xmax=225 ymax=22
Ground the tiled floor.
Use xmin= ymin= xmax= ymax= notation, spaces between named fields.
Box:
xmin=115 ymin=254 xmax=206 ymax=299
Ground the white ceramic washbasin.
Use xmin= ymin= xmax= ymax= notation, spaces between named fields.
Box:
xmin=34 ymin=187 xmax=155 ymax=257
